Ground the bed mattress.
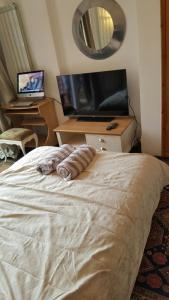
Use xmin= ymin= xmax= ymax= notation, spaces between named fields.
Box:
xmin=0 ymin=146 xmax=169 ymax=300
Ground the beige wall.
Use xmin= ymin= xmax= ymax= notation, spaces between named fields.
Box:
xmin=46 ymin=0 xmax=162 ymax=155
xmin=136 ymin=0 xmax=162 ymax=155
xmin=0 ymin=0 xmax=9 ymax=6
xmin=11 ymin=0 xmax=65 ymax=124
xmin=1 ymin=0 xmax=162 ymax=154
xmin=46 ymin=0 xmax=141 ymax=128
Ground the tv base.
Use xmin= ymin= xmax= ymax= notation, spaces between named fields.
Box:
xmin=77 ymin=116 xmax=114 ymax=122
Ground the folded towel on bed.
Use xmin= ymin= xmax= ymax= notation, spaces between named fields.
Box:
xmin=37 ymin=158 xmax=54 ymax=175
xmin=57 ymin=144 xmax=96 ymax=180
xmin=37 ymin=144 xmax=74 ymax=175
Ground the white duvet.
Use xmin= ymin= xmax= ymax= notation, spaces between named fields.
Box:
xmin=0 ymin=146 xmax=169 ymax=300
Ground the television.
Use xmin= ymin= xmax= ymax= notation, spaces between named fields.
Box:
xmin=56 ymin=69 xmax=129 ymax=121
xmin=17 ymin=70 xmax=44 ymax=98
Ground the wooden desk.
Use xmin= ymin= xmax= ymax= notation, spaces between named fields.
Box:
xmin=2 ymin=98 xmax=58 ymax=146
xmin=54 ymin=117 xmax=136 ymax=152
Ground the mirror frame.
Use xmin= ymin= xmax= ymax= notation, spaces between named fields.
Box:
xmin=72 ymin=0 xmax=126 ymax=60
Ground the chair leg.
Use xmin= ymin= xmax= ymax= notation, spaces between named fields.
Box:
xmin=20 ymin=142 xmax=26 ymax=156
xmin=4 ymin=152 xmax=7 ymax=162
xmin=0 ymin=144 xmax=7 ymax=162
xmin=34 ymin=135 xmax=38 ymax=148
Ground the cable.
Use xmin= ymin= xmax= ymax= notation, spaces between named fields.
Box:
xmin=53 ymin=98 xmax=62 ymax=105
xmin=128 ymin=96 xmax=141 ymax=149
xmin=128 ymin=96 xmax=141 ymax=128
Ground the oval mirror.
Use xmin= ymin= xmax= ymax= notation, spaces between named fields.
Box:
xmin=72 ymin=0 xmax=126 ymax=60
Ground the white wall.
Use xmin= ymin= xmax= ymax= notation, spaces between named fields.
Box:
xmin=46 ymin=0 xmax=162 ymax=155
xmin=11 ymin=0 xmax=65 ymax=124
xmin=46 ymin=0 xmax=141 ymax=129
xmin=2 ymin=0 xmax=161 ymax=154
xmin=0 ymin=0 xmax=11 ymax=6
xmin=136 ymin=0 xmax=162 ymax=155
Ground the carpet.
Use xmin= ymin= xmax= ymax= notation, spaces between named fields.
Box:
xmin=0 ymin=159 xmax=15 ymax=173
xmin=132 ymin=182 xmax=169 ymax=299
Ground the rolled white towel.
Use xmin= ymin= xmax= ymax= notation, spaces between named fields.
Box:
xmin=37 ymin=144 xmax=74 ymax=175
xmin=36 ymin=157 xmax=56 ymax=175
xmin=57 ymin=144 xmax=96 ymax=180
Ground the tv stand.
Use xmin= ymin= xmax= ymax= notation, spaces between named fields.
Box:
xmin=77 ymin=116 xmax=114 ymax=122
xmin=54 ymin=117 xmax=136 ymax=153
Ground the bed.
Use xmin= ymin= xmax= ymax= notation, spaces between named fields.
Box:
xmin=0 ymin=146 xmax=169 ymax=300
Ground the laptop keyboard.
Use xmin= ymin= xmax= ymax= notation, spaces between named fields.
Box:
xmin=10 ymin=101 xmax=34 ymax=107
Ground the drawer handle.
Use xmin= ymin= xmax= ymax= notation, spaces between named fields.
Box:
xmin=100 ymin=147 xmax=107 ymax=151
xmin=98 ymin=138 xmax=105 ymax=143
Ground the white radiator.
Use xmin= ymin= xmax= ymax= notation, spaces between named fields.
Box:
xmin=0 ymin=3 xmax=32 ymax=87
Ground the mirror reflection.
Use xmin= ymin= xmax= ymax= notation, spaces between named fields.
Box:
xmin=80 ymin=7 xmax=114 ymax=50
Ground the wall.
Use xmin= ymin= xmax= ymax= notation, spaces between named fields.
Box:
xmin=46 ymin=0 xmax=141 ymax=129
xmin=0 ymin=0 xmax=162 ymax=154
xmin=8 ymin=0 xmax=65 ymax=124
xmin=136 ymin=0 xmax=162 ymax=155
xmin=46 ymin=0 xmax=162 ymax=155
xmin=0 ymin=0 xmax=10 ymax=6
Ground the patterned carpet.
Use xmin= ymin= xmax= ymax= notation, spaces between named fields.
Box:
xmin=132 ymin=159 xmax=169 ymax=299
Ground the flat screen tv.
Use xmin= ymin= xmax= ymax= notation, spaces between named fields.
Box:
xmin=56 ymin=69 xmax=129 ymax=120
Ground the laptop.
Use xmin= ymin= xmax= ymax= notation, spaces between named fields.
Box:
xmin=11 ymin=70 xmax=45 ymax=107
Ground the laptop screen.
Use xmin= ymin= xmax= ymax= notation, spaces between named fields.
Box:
xmin=17 ymin=70 xmax=44 ymax=94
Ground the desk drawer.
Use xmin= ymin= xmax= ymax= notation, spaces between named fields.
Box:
xmin=85 ymin=134 xmax=122 ymax=152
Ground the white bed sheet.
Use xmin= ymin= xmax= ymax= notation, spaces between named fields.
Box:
xmin=0 ymin=146 xmax=169 ymax=300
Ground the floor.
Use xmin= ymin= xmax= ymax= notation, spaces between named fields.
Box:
xmin=0 ymin=147 xmax=32 ymax=173
xmin=0 ymin=159 xmax=15 ymax=172
xmin=132 ymin=160 xmax=169 ymax=300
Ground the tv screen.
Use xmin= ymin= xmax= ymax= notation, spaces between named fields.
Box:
xmin=56 ymin=69 xmax=129 ymax=117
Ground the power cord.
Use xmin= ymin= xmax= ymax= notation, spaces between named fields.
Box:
xmin=52 ymin=98 xmax=62 ymax=105
xmin=128 ymin=96 xmax=141 ymax=149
